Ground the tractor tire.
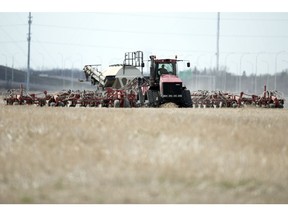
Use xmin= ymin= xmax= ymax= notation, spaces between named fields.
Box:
xmin=181 ymin=90 xmax=192 ymax=107
xmin=147 ymin=90 xmax=154 ymax=106
xmin=147 ymin=90 xmax=160 ymax=107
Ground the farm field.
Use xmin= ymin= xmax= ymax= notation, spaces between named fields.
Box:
xmin=0 ymin=99 xmax=288 ymax=203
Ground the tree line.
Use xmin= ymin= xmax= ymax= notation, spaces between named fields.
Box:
xmin=179 ymin=67 xmax=288 ymax=97
xmin=1 ymin=65 xmax=288 ymax=99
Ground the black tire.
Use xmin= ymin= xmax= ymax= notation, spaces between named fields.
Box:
xmin=147 ymin=90 xmax=155 ymax=107
xmin=147 ymin=90 xmax=160 ymax=107
xmin=181 ymin=90 xmax=192 ymax=107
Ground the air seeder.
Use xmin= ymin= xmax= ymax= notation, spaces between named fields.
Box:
xmin=3 ymin=51 xmax=285 ymax=108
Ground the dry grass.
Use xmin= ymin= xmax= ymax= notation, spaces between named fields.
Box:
xmin=0 ymin=98 xmax=288 ymax=203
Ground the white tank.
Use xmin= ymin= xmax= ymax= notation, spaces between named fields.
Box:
xmin=101 ymin=65 xmax=142 ymax=89
xmin=102 ymin=65 xmax=141 ymax=77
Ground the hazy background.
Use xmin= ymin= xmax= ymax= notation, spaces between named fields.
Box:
xmin=1 ymin=11 xmax=288 ymax=75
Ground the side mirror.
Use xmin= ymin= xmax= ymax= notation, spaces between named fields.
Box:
xmin=187 ymin=62 xmax=190 ymax=67
xmin=141 ymin=62 xmax=145 ymax=67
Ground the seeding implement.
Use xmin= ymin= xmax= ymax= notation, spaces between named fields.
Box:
xmin=3 ymin=84 xmax=285 ymax=108
xmin=2 ymin=51 xmax=285 ymax=108
xmin=191 ymin=85 xmax=284 ymax=108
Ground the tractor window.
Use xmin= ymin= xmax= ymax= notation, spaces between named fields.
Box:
xmin=157 ymin=63 xmax=176 ymax=75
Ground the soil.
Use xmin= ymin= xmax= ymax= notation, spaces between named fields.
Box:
xmin=0 ymin=100 xmax=288 ymax=203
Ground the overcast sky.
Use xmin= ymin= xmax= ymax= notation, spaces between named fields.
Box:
xmin=1 ymin=3 xmax=288 ymax=75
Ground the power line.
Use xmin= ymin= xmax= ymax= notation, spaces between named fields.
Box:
xmin=32 ymin=39 xmax=63 ymax=67
xmin=221 ymin=34 xmax=288 ymax=38
xmin=0 ymin=40 xmax=25 ymax=44
xmin=77 ymin=13 xmax=288 ymax=22
xmin=32 ymin=23 xmax=288 ymax=38
xmin=0 ymin=26 xmax=27 ymax=54
xmin=33 ymin=24 xmax=193 ymax=36
xmin=0 ymin=24 xmax=26 ymax=27
xmin=32 ymin=39 xmax=211 ymax=53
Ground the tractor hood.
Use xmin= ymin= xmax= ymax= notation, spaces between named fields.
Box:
xmin=160 ymin=74 xmax=182 ymax=83
xmin=159 ymin=74 xmax=183 ymax=98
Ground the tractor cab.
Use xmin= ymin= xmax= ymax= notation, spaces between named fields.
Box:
xmin=149 ymin=56 xmax=179 ymax=88
xmin=156 ymin=61 xmax=177 ymax=76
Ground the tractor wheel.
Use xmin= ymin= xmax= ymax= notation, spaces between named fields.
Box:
xmin=147 ymin=90 xmax=154 ymax=107
xmin=147 ymin=90 xmax=160 ymax=107
xmin=181 ymin=90 xmax=192 ymax=107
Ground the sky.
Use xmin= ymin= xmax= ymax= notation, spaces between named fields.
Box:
xmin=1 ymin=1 xmax=288 ymax=75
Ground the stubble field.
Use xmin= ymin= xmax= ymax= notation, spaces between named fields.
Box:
xmin=0 ymin=98 xmax=288 ymax=203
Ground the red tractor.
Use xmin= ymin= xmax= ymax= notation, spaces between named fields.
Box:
xmin=143 ymin=55 xmax=192 ymax=107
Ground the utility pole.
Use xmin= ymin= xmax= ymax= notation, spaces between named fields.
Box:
xmin=27 ymin=12 xmax=32 ymax=91
xmin=216 ymin=12 xmax=220 ymax=72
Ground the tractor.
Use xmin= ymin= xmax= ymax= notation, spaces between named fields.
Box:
xmin=143 ymin=54 xmax=192 ymax=107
